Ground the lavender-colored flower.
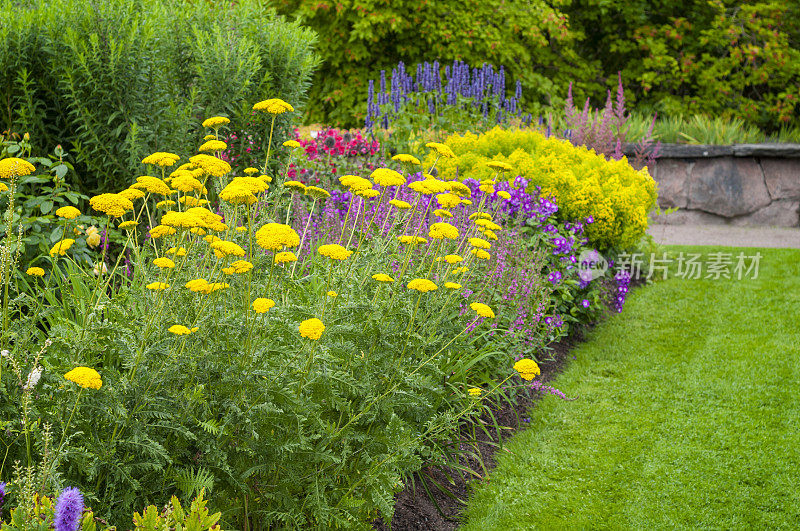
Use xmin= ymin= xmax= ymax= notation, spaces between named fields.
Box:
xmin=54 ymin=487 xmax=84 ymax=531
xmin=0 ymin=481 xmax=6 ymax=509
xmin=547 ymin=271 xmax=561 ymax=284
xmin=581 ymin=299 xmax=590 ymax=308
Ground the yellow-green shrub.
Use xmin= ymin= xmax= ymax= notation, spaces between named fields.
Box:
xmin=427 ymin=127 xmax=657 ymax=250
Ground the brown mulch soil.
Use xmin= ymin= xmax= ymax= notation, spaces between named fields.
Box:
xmin=373 ymin=329 xmax=587 ymax=531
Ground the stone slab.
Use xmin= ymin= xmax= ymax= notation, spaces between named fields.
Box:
xmin=649 ymin=209 xmax=729 ymax=225
xmin=762 ymin=159 xmax=800 ymax=200
xmin=730 ymin=199 xmax=800 ymax=227
xmin=653 ymin=159 xmax=691 ymax=208
xmin=686 ymin=157 xmax=771 ymax=217
xmin=733 ymin=144 xmax=800 ymax=157
xmin=648 ymin=224 xmax=800 ymax=248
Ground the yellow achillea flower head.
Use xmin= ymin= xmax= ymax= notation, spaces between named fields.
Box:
xmin=444 ymin=282 xmax=462 ymax=289
xmin=514 ymin=358 xmax=541 ymax=381
xmin=172 ymin=175 xmax=204 ymax=193
xmin=299 ymin=317 xmax=325 ymax=340
xmin=357 ymin=189 xmax=380 ymax=199
xmin=444 ymin=254 xmax=463 ymax=264
xmin=487 ymin=161 xmax=513 ymax=171
xmin=259 ymin=174 xmax=273 ymax=184
xmin=471 ymin=249 xmax=491 ymax=260
xmin=167 ymin=247 xmax=187 ymax=256
xmin=229 ymin=260 xmax=253 ymax=273
xmin=219 ymin=184 xmax=256 ymax=205
xmin=243 ymin=167 xmax=260 ymax=175
xmin=142 ymin=152 xmax=180 ymax=167
xmin=0 ymin=157 xmax=36 ymax=178
xmin=204 ymin=134 xmax=217 ymax=140
xmin=498 ymin=191 xmax=512 ymax=200
xmin=433 ymin=209 xmax=452 ymax=218
xmin=468 ymin=387 xmax=482 ymax=397
xmin=274 ymin=251 xmax=298 ymax=264
xmin=436 ymin=193 xmax=461 ymax=208
xmin=484 ymin=230 xmax=498 ymax=241
xmin=305 ymin=185 xmax=331 ymax=200
xmin=283 ymin=180 xmax=307 ymax=192
xmin=185 ymin=278 xmax=209 ymax=292
xmin=64 ymin=367 xmax=102 ymax=389
xmin=132 ymin=176 xmax=172 ymax=196
xmin=190 ymin=227 xmax=206 ymax=236
xmin=428 ymin=222 xmax=459 ymax=240
xmin=204 ymin=235 xmax=222 ymax=244
xmin=146 ymin=282 xmax=169 ymax=290
xmin=26 ymin=267 xmax=45 ymax=277
xmin=252 ymin=298 xmax=276 ymax=313
xmin=153 ymin=257 xmax=175 ymax=269
xmin=327 ymin=291 xmax=337 ymax=297
xmin=199 ymin=140 xmax=227 ymax=152
xmin=119 ymin=188 xmax=146 ymax=201
xmin=452 ymin=266 xmax=469 ymax=274
xmin=318 ymin=244 xmax=352 ymax=261
xmin=469 ymin=212 xmax=492 ymax=221
xmin=371 ymin=168 xmax=406 ymax=187
xmin=49 ymin=239 xmax=75 ymax=257
xmin=397 ymin=235 xmax=427 ymax=245
xmin=149 ymin=225 xmax=177 ymax=239
xmin=118 ymin=221 xmax=138 ymax=230
xmin=202 ymin=116 xmax=230 ymax=129
xmin=168 ymin=325 xmax=199 ymax=335
xmin=253 ymin=98 xmax=294 ymax=114
xmin=179 ymin=196 xmax=209 ymax=207
xmin=55 ymin=206 xmax=81 ymax=219
xmin=479 ymin=183 xmax=495 ymax=194
xmin=473 ymin=218 xmax=501 ymax=231
xmin=391 ymin=153 xmax=420 ymax=165
xmin=425 ymin=142 xmax=456 ymax=158
xmin=211 ymin=240 xmax=246 ymax=258
xmin=283 ymin=140 xmax=302 ymax=149
xmin=371 ymin=273 xmax=395 ymax=283
xmin=0 ymin=183 xmax=8 ymax=192
xmin=235 ymin=226 xmax=247 ymax=232
xmin=199 ymin=282 xmax=229 ymax=294
xmin=189 ymin=154 xmax=231 ymax=177
xmin=388 ymin=199 xmax=411 ymax=209
xmin=469 ymin=237 xmax=491 ymax=250
xmin=449 ymin=181 xmax=472 ymax=197
xmin=407 ymin=278 xmax=438 ymax=292
xmin=470 ymin=302 xmax=495 ymax=318
xmin=343 ymin=176 xmax=373 ymax=192
xmin=161 ymin=211 xmax=205 ymax=230
xmin=256 ymin=223 xmax=300 ymax=251
xmin=90 ymin=193 xmax=133 ymax=217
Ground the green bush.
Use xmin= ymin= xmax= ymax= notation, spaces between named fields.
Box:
xmin=274 ymin=0 xmax=596 ymax=127
xmin=0 ymin=0 xmax=320 ymax=195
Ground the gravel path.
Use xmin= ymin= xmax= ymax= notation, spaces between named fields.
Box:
xmin=648 ymin=224 xmax=800 ymax=248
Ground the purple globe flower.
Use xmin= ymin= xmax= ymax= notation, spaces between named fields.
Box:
xmin=54 ymin=487 xmax=84 ymax=531
xmin=548 ymin=271 xmax=562 ymax=284
xmin=581 ymin=299 xmax=590 ymax=308
xmin=0 ymin=481 xmax=6 ymax=509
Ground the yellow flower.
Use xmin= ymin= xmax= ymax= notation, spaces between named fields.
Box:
xmin=428 ymin=222 xmax=459 ymax=240
xmin=275 ymin=251 xmax=298 ymax=264
xmin=469 ymin=237 xmax=491 ymax=250
xmin=468 ymin=387 xmax=482 ymax=397
xmin=461 ymin=199 xmax=473 ymax=206
xmin=487 ymin=161 xmax=513 ymax=171
xmin=90 ymin=193 xmax=133 ymax=217
xmin=498 ymin=191 xmax=511 ymax=200
xmin=172 ymin=175 xmax=204 ymax=193
xmin=327 ymin=291 xmax=337 ymax=297
xmin=199 ymin=282 xmax=229 ymax=294
xmin=0 ymin=157 xmax=36 ymax=178
xmin=55 ymin=206 xmax=81 ymax=219
xmin=149 ymin=225 xmax=177 ymax=239
xmin=357 ymin=189 xmax=380 ymax=199
xmin=204 ymin=134 xmax=217 ymax=140
xmin=161 ymin=211 xmax=204 ymax=230
xmin=388 ymin=199 xmax=411 ymax=209
xmin=283 ymin=180 xmax=307 ymax=192
xmin=397 ymin=235 xmax=427 ymax=245
xmin=244 ymin=167 xmax=260 ymax=175
xmin=235 ymin=226 xmax=247 ymax=232
xmin=452 ymin=266 xmax=469 ymax=274
xmin=433 ymin=209 xmax=452 ymax=218
xmin=167 ymin=247 xmax=187 ymax=256
xmin=471 ymin=249 xmax=491 ymax=260
xmin=436 ymin=193 xmax=461 ymax=208
xmin=259 ymin=174 xmax=273 ymax=183
xmin=142 ymin=152 xmax=180 ymax=167
xmin=513 ymin=358 xmax=541 ymax=381
xmin=283 ymin=140 xmax=302 ymax=149
xmin=153 ymin=257 xmax=175 ymax=269
xmin=299 ymin=317 xmax=325 ymax=340
xmin=189 ymin=154 xmax=231 ymax=177
xmin=253 ymin=98 xmax=294 ymax=114
xmin=230 ymin=260 xmax=253 ymax=273
xmin=185 ymin=278 xmax=209 ymax=292
xmin=371 ymin=168 xmax=406 ymax=187
xmin=132 ymin=176 xmax=172 ymax=195
xmin=252 ymin=298 xmax=276 ymax=313
xmin=256 ymin=223 xmax=300 ymax=251
xmin=156 ymin=200 xmax=177 ymax=209
xmin=26 ymin=267 xmax=45 ymax=277
xmin=473 ymin=218 xmax=501 ymax=231
xmin=119 ymin=188 xmax=146 ymax=201
xmin=318 ymin=244 xmax=352 ymax=261
xmin=339 ymin=175 xmax=372 ymax=191
xmin=86 ymin=232 xmax=101 ymax=248
xmin=199 ymin=140 xmax=227 ymax=152
xmin=64 ymin=367 xmax=102 ymax=390
xmin=479 ymin=184 xmax=495 ymax=194
xmin=469 ymin=212 xmax=492 ymax=221
xmin=146 ymin=282 xmax=169 ymax=290
xmin=211 ymin=240 xmax=246 ymax=258
xmin=407 ymin=278 xmax=437 ymax=292
xmin=49 ymin=239 xmax=75 ymax=257
xmin=470 ymin=302 xmax=495 ymax=318
xmin=305 ymin=185 xmax=331 ymax=200
xmin=444 ymin=282 xmax=462 ymax=289
xmin=391 ymin=154 xmax=420 ymax=165
xmin=449 ymin=182 xmax=472 ymax=197
xmin=202 ymin=116 xmax=230 ymax=128
xmin=168 ymin=325 xmax=198 ymax=335
xmin=425 ymin=142 xmax=456 ymax=158
xmin=372 ymin=273 xmax=395 ymax=283
xmin=444 ymin=255 xmax=463 ymax=264
xmin=0 ymin=183 xmax=8 ymax=192
xmin=118 ymin=221 xmax=138 ymax=230
xmin=179 ymin=196 xmax=209 ymax=207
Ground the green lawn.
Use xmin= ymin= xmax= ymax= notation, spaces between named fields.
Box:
xmin=462 ymin=246 xmax=800 ymax=529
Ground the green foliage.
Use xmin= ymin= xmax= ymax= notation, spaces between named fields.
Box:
xmin=566 ymin=0 xmax=800 ymax=132
xmin=274 ymin=0 xmax=595 ymax=127
xmin=625 ymin=112 xmax=800 ymax=144
xmin=0 ymin=0 xmax=320 ymax=194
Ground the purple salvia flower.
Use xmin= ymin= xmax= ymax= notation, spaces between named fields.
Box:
xmin=0 ymin=481 xmax=6 ymax=509
xmin=54 ymin=487 xmax=84 ymax=531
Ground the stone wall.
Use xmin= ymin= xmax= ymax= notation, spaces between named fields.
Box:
xmin=624 ymin=144 xmax=800 ymax=227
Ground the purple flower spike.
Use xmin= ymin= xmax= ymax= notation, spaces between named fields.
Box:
xmin=0 ymin=481 xmax=6 ymax=509
xmin=54 ymin=487 xmax=84 ymax=531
